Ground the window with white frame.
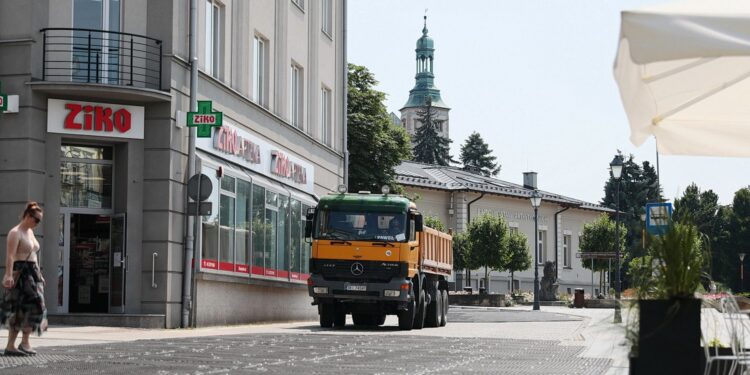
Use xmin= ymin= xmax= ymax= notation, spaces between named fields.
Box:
xmin=290 ymin=63 xmax=303 ymax=129
xmin=321 ymin=87 xmax=332 ymax=146
xmin=205 ymin=0 xmax=223 ymax=78
xmin=563 ymin=234 xmax=572 ymax=268
xmin=253 ymin=35 xmax=268 ymax=107
xmin=537 ymin=230 xmax=546 ymax=265
xmin=321 ymin=0 xmax=332 ymax=36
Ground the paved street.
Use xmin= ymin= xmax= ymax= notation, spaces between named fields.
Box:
xmin=0 ymin=306 xmax=628 ymax=374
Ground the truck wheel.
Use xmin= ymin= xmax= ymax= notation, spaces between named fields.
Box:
xmin=319 ymin=303 xmax=334 ymax=328
xmin=352 ymin=313 xmax=367 ymax=326
xmin=333 ymin=306 xmax=346 ymax=328
xmin=425 ymin=286 xmax=440 ymax=327
xmin=398 ymin=291 xmax=416 ymax=330
xmin=440 ymin=290 xmax=449 ymax=326
xmin=376 ymin=313 xmax=386 ymax=326
xmin=413 ymin=289 xmax=426 ymax=330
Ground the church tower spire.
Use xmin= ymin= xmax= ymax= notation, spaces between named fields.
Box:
xmin=400 ymin=15 xmax=450 ymax=140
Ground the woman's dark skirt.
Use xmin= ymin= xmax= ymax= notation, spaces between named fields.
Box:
xmin=1 ymin=261 xmax=48 ymax=335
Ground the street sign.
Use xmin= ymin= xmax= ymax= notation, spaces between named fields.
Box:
xmin=187 ymin=173 xmax=212 ymax=201
xmin=187 ymin=100 xmax=223 ymax=137
xmin=645 ymin=202 xmax=672 ymax=235
xmin=187 ymin=201 xmax=212 ymax=216
xmin=576 ymin=252 xmax=620 ymax=259
xmin=0 ymin=82 xmax=7 ymax=112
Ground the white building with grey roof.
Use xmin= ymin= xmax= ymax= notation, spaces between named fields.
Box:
xmin=396 ymin=161 xmax=614 ymax=297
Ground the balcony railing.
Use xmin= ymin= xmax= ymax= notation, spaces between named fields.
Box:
xmin=40 ymin=28 xmax=163 ymax=91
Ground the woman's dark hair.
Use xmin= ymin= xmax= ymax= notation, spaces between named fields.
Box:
xmin=23 ymin=201 xmax=43 ymax=218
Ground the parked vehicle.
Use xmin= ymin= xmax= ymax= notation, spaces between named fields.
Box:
xmin=306 ymin=190 xmax=453 ymax=330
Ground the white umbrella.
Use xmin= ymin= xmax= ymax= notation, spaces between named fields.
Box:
xmin=614 ymin=0 xmax=750 ymax=157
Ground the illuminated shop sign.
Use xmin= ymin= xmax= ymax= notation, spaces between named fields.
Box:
xmin=271 ymin=150 xmax=307 ymax=185
xmin=196 ymin=121 xmax=315 ymax=194
xmin=47 ymin=99 xmax=144 ymax=139
xmin=213 ymin=126 xmax=261 ymax=164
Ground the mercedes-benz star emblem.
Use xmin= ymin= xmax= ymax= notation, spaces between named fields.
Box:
xmin=350 ymin=262 xmax=364 ymax=276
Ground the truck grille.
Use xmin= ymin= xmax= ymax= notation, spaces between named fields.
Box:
xmin=312 ymin=259 xmax=405 ymax=283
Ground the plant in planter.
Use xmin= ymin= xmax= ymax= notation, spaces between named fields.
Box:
xmin=629 ymin=220 xmax=708 ymax=375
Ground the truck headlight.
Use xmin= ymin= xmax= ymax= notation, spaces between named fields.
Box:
xmin=384 ymin=290 xmax=401 ymax=297
xmin=313 ymin=287 xmax=329 ymax=294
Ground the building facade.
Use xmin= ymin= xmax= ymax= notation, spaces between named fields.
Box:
xmin=399 ymin=17 xmax=450 ymax=141
xmin=0 ymin=0 xmax=346 ymax=328
xmin=396 ymin=161 xmax=613 ymax=297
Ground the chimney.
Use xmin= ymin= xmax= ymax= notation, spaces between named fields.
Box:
xmin=523 ymin=172 xmax=537 ymax=190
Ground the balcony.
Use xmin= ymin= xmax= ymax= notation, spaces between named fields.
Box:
xmin=37 ymin=28 xmax=168 ymax=101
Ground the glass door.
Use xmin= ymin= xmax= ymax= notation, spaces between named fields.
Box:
xmin=73 ymin=0 xmax=121 ymax=84
xmin=109 ymin=214 xmax=126 ymax=313
xmin=69 ymin=213 xmax=111 ymax=313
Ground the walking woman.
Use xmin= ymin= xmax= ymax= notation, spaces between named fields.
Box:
xmin=1 ymin=202 xmax=47 ymax=356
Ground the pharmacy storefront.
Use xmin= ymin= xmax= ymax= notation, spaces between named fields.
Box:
xmin=192 ymin=122 xmax=318 ymax=324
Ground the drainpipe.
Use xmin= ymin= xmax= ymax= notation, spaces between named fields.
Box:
xmin=553 ymin=206 xmax=571 ymax=281
xmin=182 ymin=0 xmax=198 ymax=329
xmin=342 ymin=0 xmax=349 ymax=186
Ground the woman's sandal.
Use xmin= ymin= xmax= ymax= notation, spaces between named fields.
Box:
xmin=3 ymin=348 xmax=27 ymax=356
xmin=18 ymin=346 xmax=36 ymax=356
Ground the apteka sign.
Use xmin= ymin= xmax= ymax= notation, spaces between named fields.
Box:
xmin=47 ymin=99 xmax=144 ymax=139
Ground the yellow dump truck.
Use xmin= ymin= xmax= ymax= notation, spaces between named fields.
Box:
xmin=305 ymin=191 xmax=453 ymax=330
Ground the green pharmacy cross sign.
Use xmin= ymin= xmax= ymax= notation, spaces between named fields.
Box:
xmin=187 ymin=100 xmax=223 ymax=137
xmin=0 ymin=82 xmax=8 ymax=112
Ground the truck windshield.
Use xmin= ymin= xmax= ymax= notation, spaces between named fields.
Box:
xmin=315 ymin=210 xmax=407 ymax=242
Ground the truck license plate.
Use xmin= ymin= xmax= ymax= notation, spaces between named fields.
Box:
xmin=345 ymin=284 xmax=367 ymax=291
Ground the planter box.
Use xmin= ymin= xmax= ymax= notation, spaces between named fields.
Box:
xmin=633 ymin=298 xmax=702 ymax=375
xmin=449 ymin=294 xmax=507 ymax=307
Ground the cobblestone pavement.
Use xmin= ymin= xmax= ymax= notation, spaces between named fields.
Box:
xmin=0 ymin=307 xmax=619 ymax=374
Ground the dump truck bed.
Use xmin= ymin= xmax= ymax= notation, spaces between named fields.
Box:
xmin=419 ymin=226 xmax=453 ymax=277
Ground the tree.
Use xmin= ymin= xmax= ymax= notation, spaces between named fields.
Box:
xmin=347 ymin=64 xmax=412 ymax=192
xmin=505 ymin=231 xmax=531 ymax=295
xmin=459 ymin=132 xmax=500 ymax=176
xmin=412 ymin=97 xmax=453 ymax=166
xmin=601 ymin=151 xmax=661 ymax=288
xmin=730 ymin=188 xmax=750 ymax=291
xmin=424 ymin=215 xmax=446 ymax=232
xmin=579 ymin=214 xmax=626 ymax=292
xmin=452 ymin=232 xmax=469 ymax=288
xmin=467 ymin=214 xmax=509 ymax=292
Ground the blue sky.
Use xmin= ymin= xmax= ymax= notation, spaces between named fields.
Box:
xmin=347 ymin=0 xmax=749 ymax=206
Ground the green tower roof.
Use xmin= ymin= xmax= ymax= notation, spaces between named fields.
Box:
xmin=402 ymin=15 xmax=449 ymax=110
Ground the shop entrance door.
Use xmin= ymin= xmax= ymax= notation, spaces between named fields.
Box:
xmin=66 ymin=213 xmax=125 ymax=313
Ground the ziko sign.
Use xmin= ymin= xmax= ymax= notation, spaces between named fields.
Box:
xmin=47 ymin=99 xmax=145 ymax=139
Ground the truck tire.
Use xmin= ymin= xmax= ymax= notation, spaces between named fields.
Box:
xmin=413 ymin=289 xmax=426 ymax=330
xmin=440 ymin=290 xmax=449 ymax=326
xmin=333 ymin=306 xmax=346 ymax=328
xmin=376 ymin=313 xmax=386 ymax=326
xmin=319 ymin=303 xmax=334 ymax=328
xmin=425 ymin=285 xmax=440 ymax=327
xmin=398 ymin=290 xmax=416 ymax=330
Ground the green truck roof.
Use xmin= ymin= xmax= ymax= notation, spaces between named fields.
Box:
xmin=318 ymin=194 xmax=411 ymax=213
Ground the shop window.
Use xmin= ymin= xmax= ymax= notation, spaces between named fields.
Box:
xmin=235 ymin=179 xmax=251 ymax=271
xmin=60 ymin=145 xmax=113 ymax=209
xmin=301 ymin=203 xmax=312 ymax=275
xmin=252 ymin=184 xmax=266 ymax=273
xmin=277 ymin=195 xmax=289 ymax=277
xmin=219 ymin=176 xmax=235 ymax=270
xmin=290 ymin=199 xmax=302 ymax=276
xmin=201 ymin=168 xmax=221 ymax=268
xmin=265 ymin=190 xmax=278 ymax=275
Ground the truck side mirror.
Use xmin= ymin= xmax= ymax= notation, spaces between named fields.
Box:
xmin=304 ymin=208 xmax=315 ymax=242
xmin=414 ymin=213 xmax=423 ymax=232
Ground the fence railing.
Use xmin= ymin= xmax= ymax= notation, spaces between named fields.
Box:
xmin=40 ymin=28 xmax=163 ymax=91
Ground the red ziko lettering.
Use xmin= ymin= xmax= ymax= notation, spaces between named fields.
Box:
xmin=64 ymin=103 xmax=83 ymax=129
xmin=95 ymin=107 xmax=114 ymax=131
xmin=64 ymin=103 xmax=132 ymax=133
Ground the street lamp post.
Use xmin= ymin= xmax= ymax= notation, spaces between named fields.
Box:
xmin=530 ymin=190 xmax=542 ymax=311
xmin=740 ymin=253 xmax=746 ymax=292
xmin=610 ymin=155 xmax=624 ymax=324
